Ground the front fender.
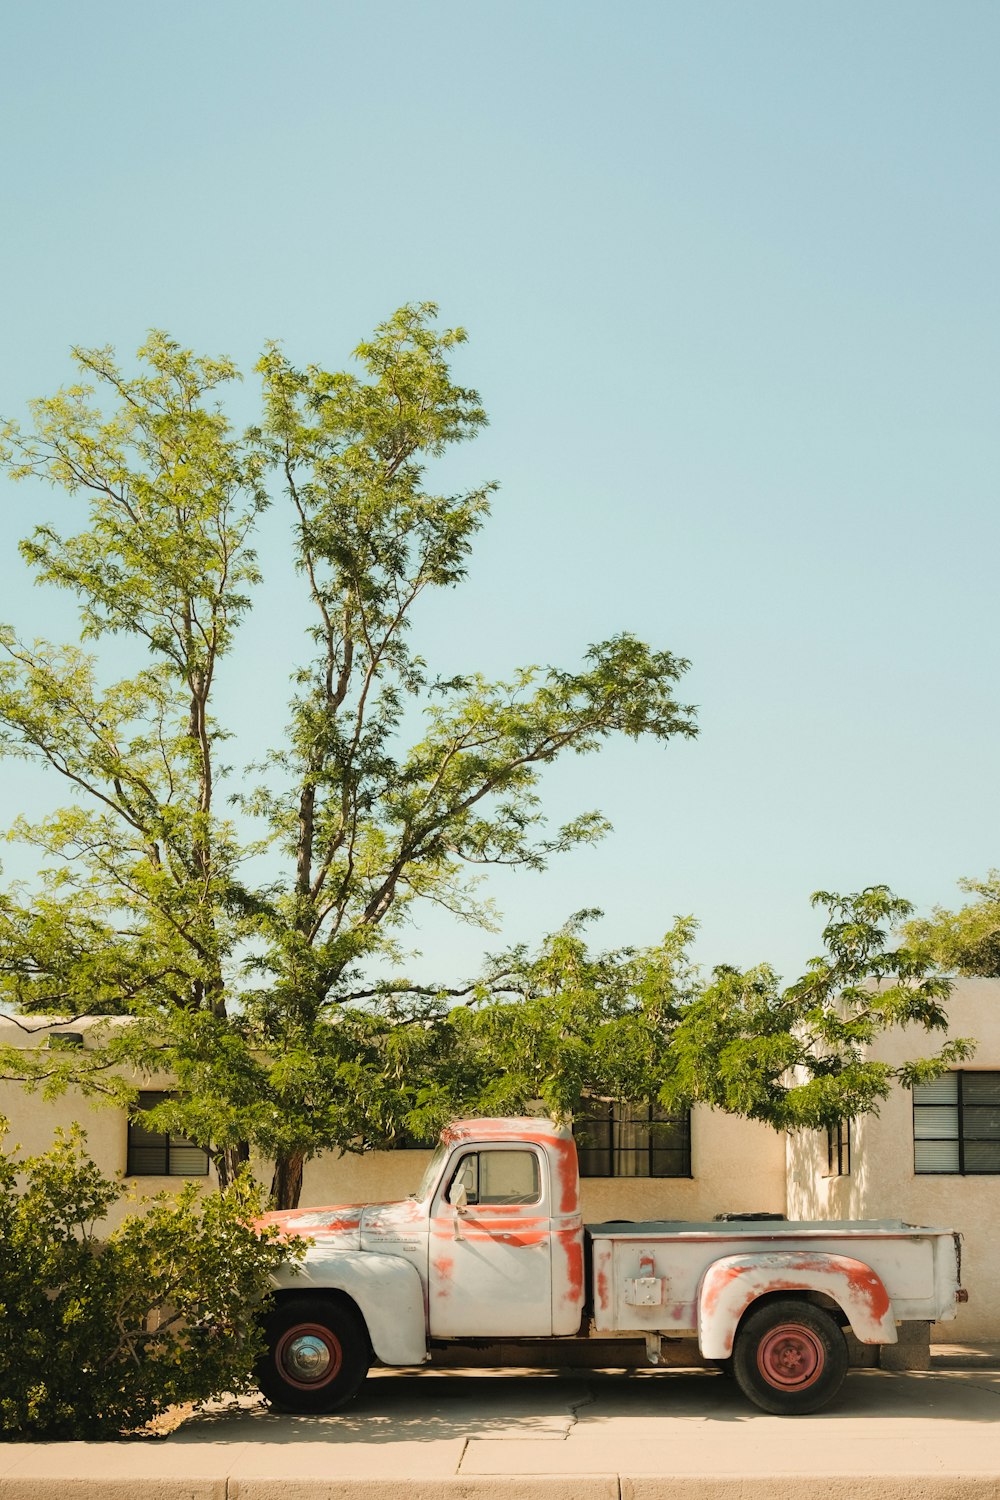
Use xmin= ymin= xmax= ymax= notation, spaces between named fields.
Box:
xmin=271 ymin=1251 xmax=428 ymax=1366
xmin=698 ymin=1252 xmax=896 ymax=1359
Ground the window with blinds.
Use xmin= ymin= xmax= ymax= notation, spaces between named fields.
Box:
xmin=126 ymin=1091 xmax=210 ymax=1177
xmin=824 ymin=1118 xmax=851 ymax=1177
xmin=913 ymin=1072 xmax=1000 ymax=1175
xmin=573 ymin=1101 xmax=691 ymax=1178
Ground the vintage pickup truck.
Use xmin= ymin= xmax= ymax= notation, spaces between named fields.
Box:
xmin=258 ymin=1117 xmax=965 ymax=1416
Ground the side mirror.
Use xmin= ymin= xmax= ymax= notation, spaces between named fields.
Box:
xmin=448 ymin=1181 xmax=469 ymax=1214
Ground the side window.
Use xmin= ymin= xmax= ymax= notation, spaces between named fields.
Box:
xmin=824 ymin=1119 xmax=851 ymax=1177
xmin=574 ymin=1100 xmax=691 ymax=1178
xmin=449 ymin=1150 xmax=540 ymax=1206
xmin=126 ymin=1090 xmax=210 ymax=1177
xmin=914 ymin=1071 xmax=1000 ymax=1174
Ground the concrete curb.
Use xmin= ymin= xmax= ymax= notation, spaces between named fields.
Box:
xmin=4 ymin=1479 xmax=1000 ymax=1500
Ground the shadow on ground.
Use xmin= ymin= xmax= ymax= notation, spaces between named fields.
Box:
xmin=169 ymin=1366 xmax=1000 ymax=1445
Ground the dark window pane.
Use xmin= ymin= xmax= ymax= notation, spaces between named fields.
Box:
xmin=962 ymin=1106 xmax=1000 ymax=1141
xmin=127 ymin=1146 xmax=169 ymax=1175
xmin=649 ymin=1120 xmax=688 ymax=1151
xmin=963 ymin=1073 xmax=1000 ymax=1108
xmin=964 ymin=1139 xmax=1000 ymax=1173
xmin=651 ymin=1148 xmax=690 ymax=1177
xmin=574 ymin=1110 xmax=613 ymax=1150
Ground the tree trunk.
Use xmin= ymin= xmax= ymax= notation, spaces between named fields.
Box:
xmin=214 ymin=1140 xmax=251 ymax=1191
xmin=270 ymin=1149 xmax=306 ymax=1210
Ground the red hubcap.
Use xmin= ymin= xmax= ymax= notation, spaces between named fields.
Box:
xmin=276 ymin=1323 xmax=344 ymax=1390
xmin=756 ymin=1324 xmax=825 ymax=1390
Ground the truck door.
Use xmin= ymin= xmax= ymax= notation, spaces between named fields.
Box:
xmin=428 ymin=1143 xmax=553 ymax=1337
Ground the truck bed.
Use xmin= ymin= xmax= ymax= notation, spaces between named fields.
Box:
xmin=584 ymin=1218 xmax=961 ymax=1334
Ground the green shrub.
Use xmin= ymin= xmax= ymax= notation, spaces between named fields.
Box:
xmin=0 ymin=1118 xmax=303 ymax=1439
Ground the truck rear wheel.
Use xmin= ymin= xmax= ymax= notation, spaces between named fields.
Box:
xmin=732 ymin=1299 xmax=848 ymax=1415
xmin=258 ymin=1295 xmax=370 ymax=1413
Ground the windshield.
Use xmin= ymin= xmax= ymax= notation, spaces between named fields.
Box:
xmin=413 ymin=1141 xmax=449 ymax=1201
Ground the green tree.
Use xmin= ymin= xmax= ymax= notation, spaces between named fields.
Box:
xmin=371 ymin=886 xmax=971 ymax=1142
xmin=901 ymin=871 xmax=1000 ymax=977
xmin=0 ymin=306 xmax=697 ymax=1206
xmin=0 ymin=1118 xmax=301 ymax=1439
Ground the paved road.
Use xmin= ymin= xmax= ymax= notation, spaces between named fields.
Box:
xmin=2 ymin=1363 xmax=1000 ymax=1498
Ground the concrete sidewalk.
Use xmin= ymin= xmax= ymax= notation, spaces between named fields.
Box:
xmin=2 ymin=1360 xmax=1000 ymax=1500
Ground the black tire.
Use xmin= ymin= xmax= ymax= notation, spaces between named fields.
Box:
xmin=732 ymin=1299 xmax=848 ymax=1415
xmin=257 ymin=1295 xmax=371 ymax=1413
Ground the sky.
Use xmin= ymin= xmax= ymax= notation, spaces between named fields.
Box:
xmin=1 ymin=1 xmax=998 ymax=987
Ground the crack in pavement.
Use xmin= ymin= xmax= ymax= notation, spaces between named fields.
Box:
xmin=563 ymin=1381 xmax=600 ymax=1439
xmin=911 ymin=1370 xmax=1000 ymax=1401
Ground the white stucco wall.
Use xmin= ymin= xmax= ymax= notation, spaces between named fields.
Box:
xmin=0 ymin=1017 xmax=215 ymax=1229
xmin=785 ymin=977 xmax=1000 ymax=1340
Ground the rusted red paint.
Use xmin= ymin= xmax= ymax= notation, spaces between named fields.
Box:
xmin=259 ymin=1203 xmax=366 ymax=1239
xmin=548 ymin=1134 xmax=580 ymax=1215
xmin=559 ymin=1229 xmax=584 ymax=1301
xmin=844 ymin=1261 xmax=891 ymax=1321
xmin=700 ymin=1260 xmax=744 ymax=1318
xmin=753 ymin=1254 xmax=891 ymax=1323
xmin=444 ymin=1227 xmax=550 ymax=1245
xmin=597 ymin=1269 xmax=610 ymax=1312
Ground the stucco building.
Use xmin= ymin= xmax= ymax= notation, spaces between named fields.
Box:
xmin=1 ymin=975 xmax=997 ymax=1339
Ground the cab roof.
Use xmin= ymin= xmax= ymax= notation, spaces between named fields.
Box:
xmin=440 ymin=1116 xmax=573 ymax=1144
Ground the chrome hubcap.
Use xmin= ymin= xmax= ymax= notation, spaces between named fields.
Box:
xmin=284 ymin=1334 xmax=333 ymax=1381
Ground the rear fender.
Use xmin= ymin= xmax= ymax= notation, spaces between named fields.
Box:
xmin=271 ymin=1251 xmax=427 ymax=1365
xmin=698 ymin=1251 xmax=896 ymax=1359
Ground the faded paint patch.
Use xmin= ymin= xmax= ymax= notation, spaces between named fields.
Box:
xmin=432 ymin=1254 xmax=454 ymax=1297
xmin=258 ymin=1203 xmax=366 ymax=1242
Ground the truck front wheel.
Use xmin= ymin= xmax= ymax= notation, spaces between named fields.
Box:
xmin=732 ymin=1299 xmax=848 ymax=1415
xmin=258 ymin=1295 xmax=371 ymax=1413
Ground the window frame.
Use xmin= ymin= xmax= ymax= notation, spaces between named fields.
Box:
xmin=913 ymin=1070 xmax=1000 ymax=1176
xmin=443 ymin=1147 xmax=543 ymax=1207
xmin=573 ymin=1100 xmax=692 ymax=1179
xmin=126 ymin=1090 xmax=210 ymax=1178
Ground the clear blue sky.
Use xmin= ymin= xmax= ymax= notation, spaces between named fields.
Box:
xmin=1 ymin=1 xmax=998 ymax=984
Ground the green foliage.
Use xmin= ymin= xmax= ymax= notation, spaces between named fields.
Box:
xmin=0 ymin=1118 xmax=300 ymax=1440
xmin=362 ymin=887 xmax=969 ymax=1140
xmin=901 ymin=871 xmax=1000 ymax=978
xmin=0 ymin=306 xmax=698 ymax=1204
